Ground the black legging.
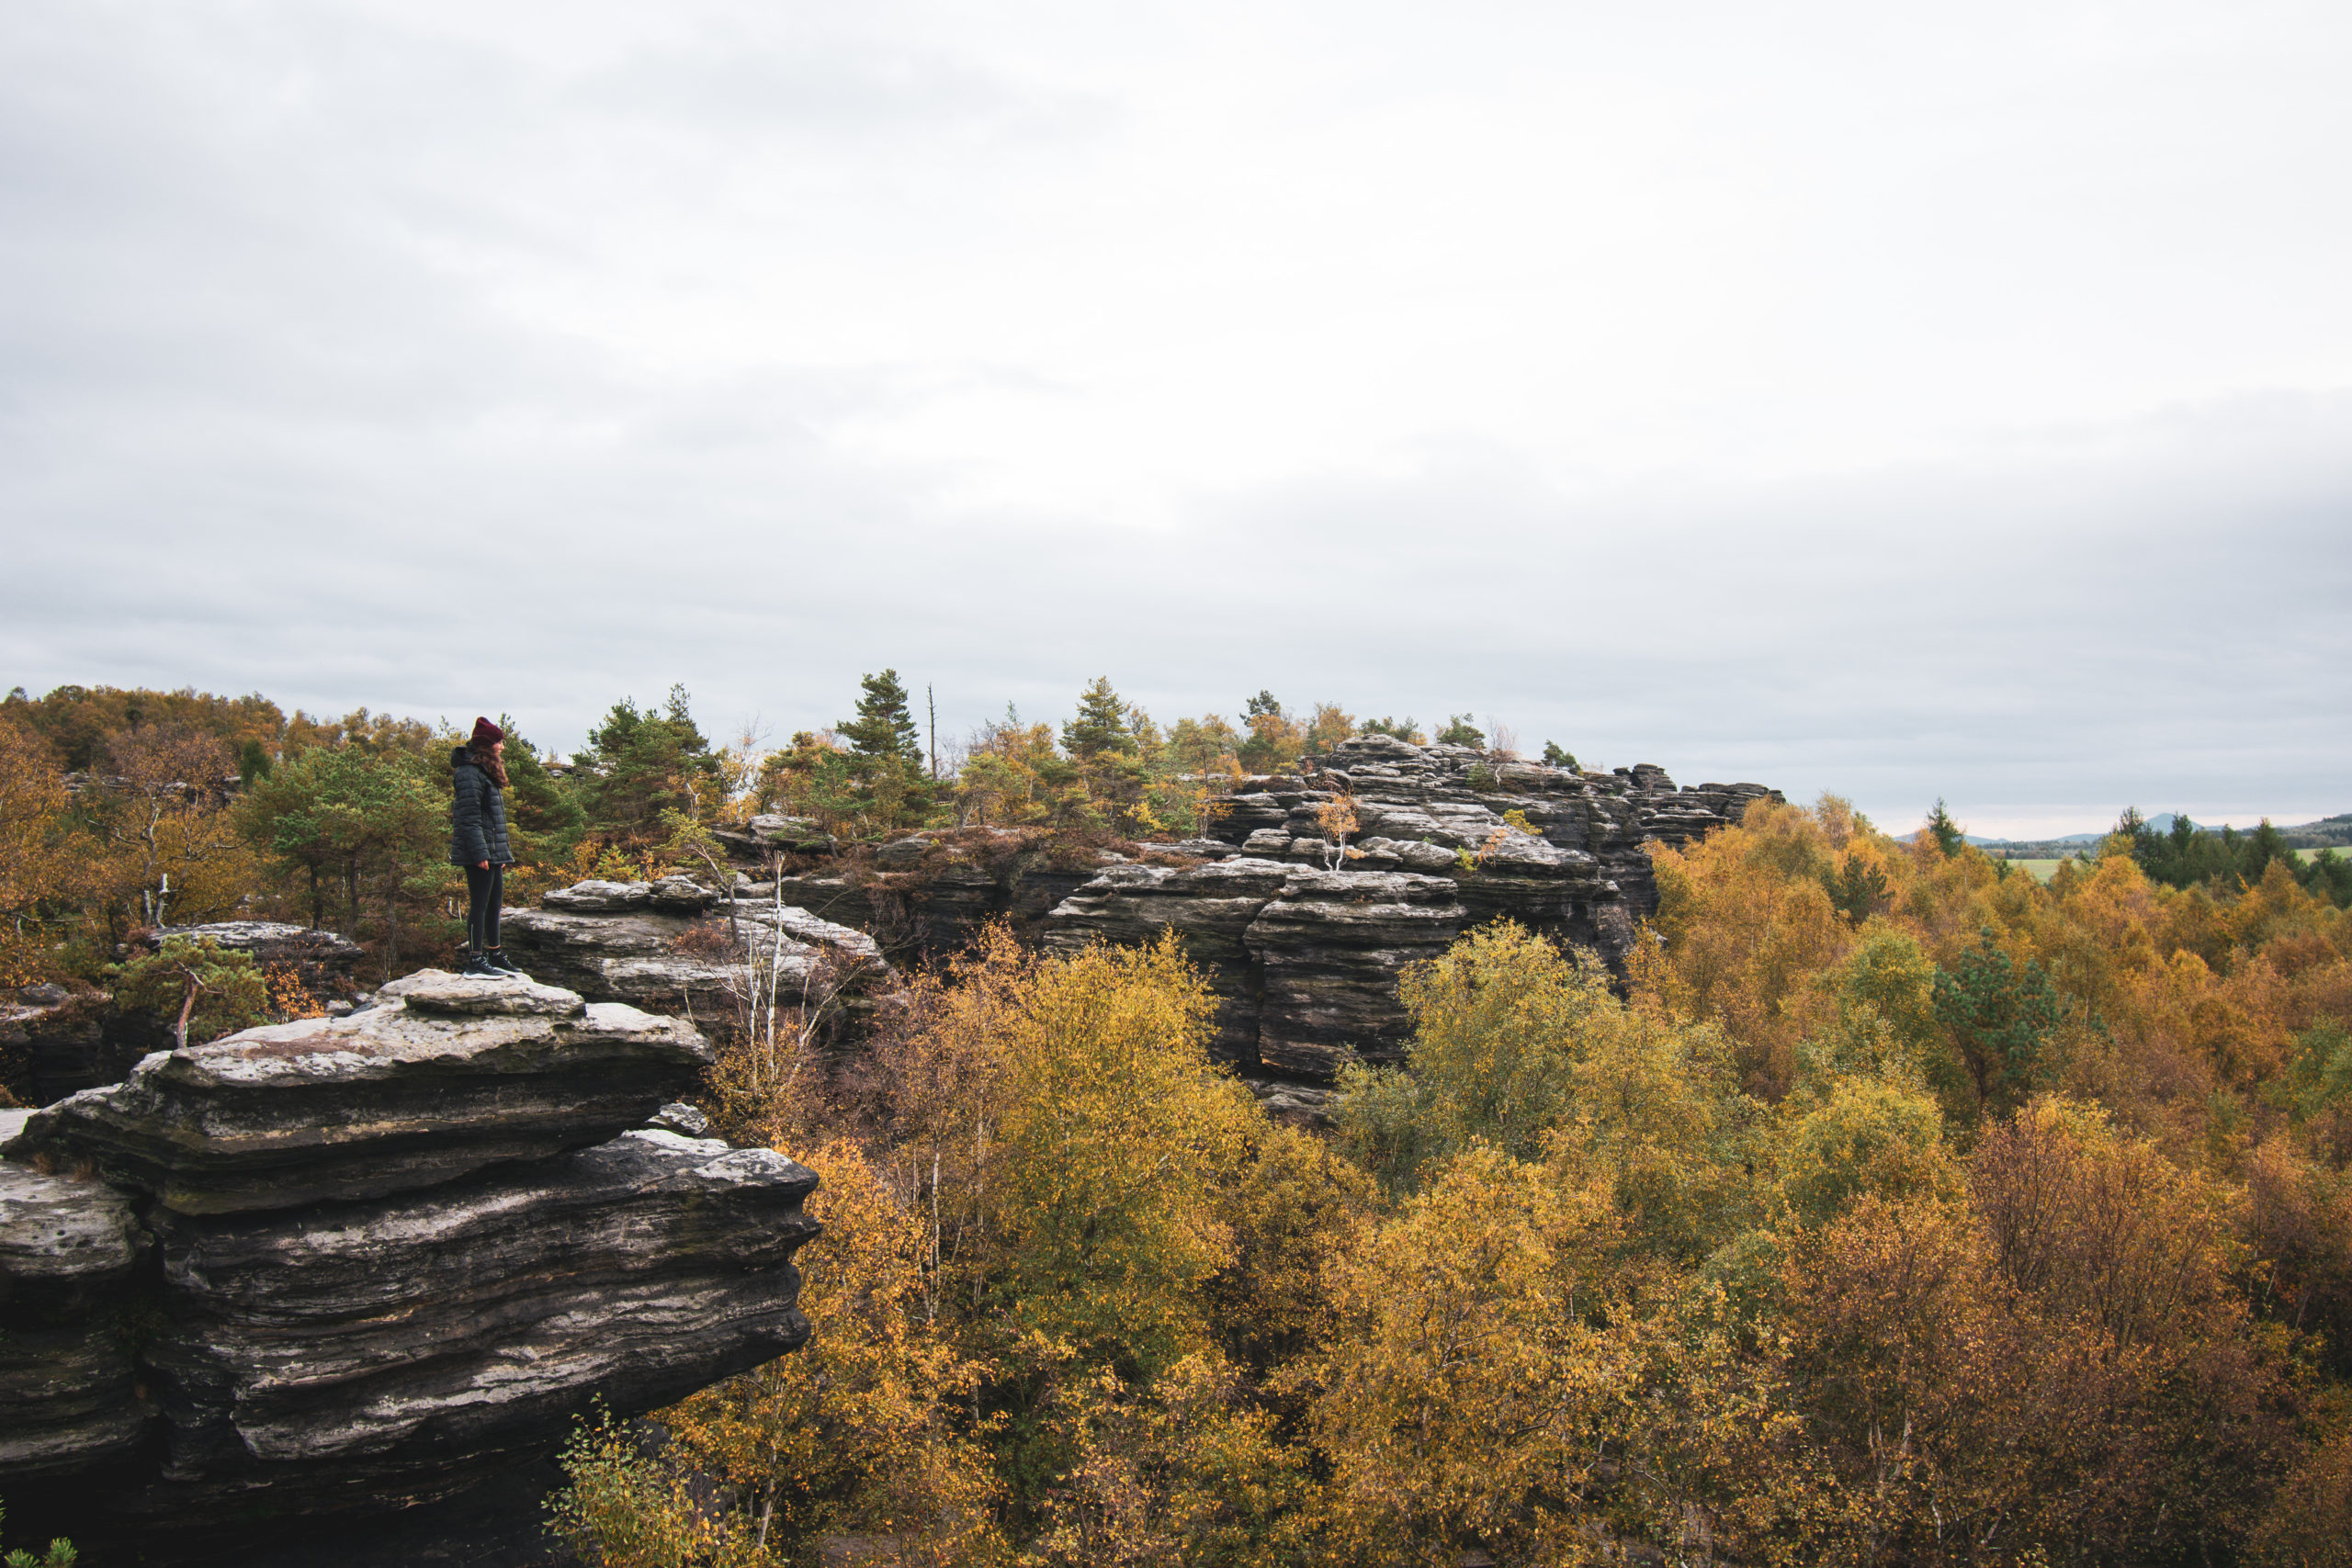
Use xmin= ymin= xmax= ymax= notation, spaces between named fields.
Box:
xmin=465 ymin=863 xmax=504 ymax=954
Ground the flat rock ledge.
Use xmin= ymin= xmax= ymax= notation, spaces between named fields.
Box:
xmin=4 ymin=971 xmax=713 ymax=1213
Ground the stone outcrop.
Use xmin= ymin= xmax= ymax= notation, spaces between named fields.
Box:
xmin=502 ymin=882 xmax=892 ymax=1049
xmin=1040 ymin=737 xmax=1778 ymax=1081
xmin=761 ymin=832 xmax=1112 ymax=964
xmin=0 ymin=1107 xmax=152 ymax=1483
xmin=1246 ymin=867 xmax=1469 ymax=1077
xmin=1 ymin=981 xmax=110 ymax=1108
xmin=524 ymin=739 xmax=1773 ymax=1091
xmin=0 ymin=977 xmax=821 ymax=1552
xmin=9 ymin=970 xmax=714 ymax=1213
xmin=3 ymin=924 xmax=369 ymax=1108
xmin=1043 ymin=858 xmax=1292 ymax=1056
xmin=139 ymin=921 xmax=368 ymax=996
xmin=136 ymin=1126 xmax=816 ymax=1526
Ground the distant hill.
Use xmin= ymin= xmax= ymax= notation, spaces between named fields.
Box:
xmin=1965 ymin=810 xmax=2352 ymax=857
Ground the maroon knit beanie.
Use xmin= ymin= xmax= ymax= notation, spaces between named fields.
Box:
xmin=469 ymin=716 xmax=504 ymax=749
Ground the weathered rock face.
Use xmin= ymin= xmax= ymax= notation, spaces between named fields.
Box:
xmin=503 ymin=884 xmax=892 ymax=1049
xmin=729 ymin=830 xmax=1123 ymax=966
xmin=0 ymin=978 xmax=821 ymax=1555
xmin=9 ymin=970 xmax=713 ymax=1213
xmin=0 ymin=982 xmax=110 ymax=1107
xmin=1247 ymin=868 xmax=1468 ymax=1077
xmin=140 ymin=921 xmax=368 ymax=995
xmin=0 ymin=1107 xmax=153 ymax=1483
xmin=1040 ymin=737 xmax=1778 ymax=1081
xmin=138 ymin=1128 xmax=817 ymax=1524
xmin=1043 ymin=858 xmax=1292 ymax=1056
xmin=1043 ymin=860 xmax=1465 ymax=1076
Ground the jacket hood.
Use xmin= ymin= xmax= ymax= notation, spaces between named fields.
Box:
xmin=451 ymin=745 xmax=478 ymax=768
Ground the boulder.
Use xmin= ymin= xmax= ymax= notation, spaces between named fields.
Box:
xmin=1239 ymin=1077 xmax=1337 ymax=1132
xmin=131 ymin=1128 xmax=819 ymax=1525
xmin=743 ymin=814 xmax=836 ymax=852
xmin=541 ymin=879 xmax=653 ymax=913
xmin=648 ymin=875 xmax=718 ymax=912
xmin=0 ymin=1108 xmax=152 ymax=1481
xmin=537 ymin=875 xmax=726 ymax=915
xmin=1354 ymin=836 xmax=1461 ymax=873
xmin=873 ymin=834 xmax=935 ymax=868
xmin=4 ymin=974 xmax=711 ymax=1213
xmin=648 ymin=1101 xmax=711 ymax=1136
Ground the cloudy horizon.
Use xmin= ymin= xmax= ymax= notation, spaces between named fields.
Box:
xmin=4 ymin=0 xmax=2346 ymax=840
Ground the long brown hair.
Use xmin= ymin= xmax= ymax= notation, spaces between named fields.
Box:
xmin=471 ymin=744 xmax=509 ymax=789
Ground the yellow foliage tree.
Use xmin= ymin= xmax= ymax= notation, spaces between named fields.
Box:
xmin=657 ymin=1138 xmax=1003 ymax=1563
xmin=1304 ymin=1144 xmax=1634 ymax=1565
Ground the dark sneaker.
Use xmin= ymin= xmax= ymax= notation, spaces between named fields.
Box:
xmin=460 ymin=954 xmax=502 ymax=979
xmin=484 ymin=951 xmax=528 ymax=979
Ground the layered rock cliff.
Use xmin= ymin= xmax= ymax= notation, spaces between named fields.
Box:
xmin=501 ymin=879 xmax=894 ymax=1051
xmin=0 ymin=974 xmax=819 ymax=1556
xmin=501 ymin=738 xmax=1775 ymax=1088
xmin=1042 ymin=737 xmax=1778 ymax=1078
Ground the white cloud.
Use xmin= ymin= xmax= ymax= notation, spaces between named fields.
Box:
xmin=2 ymin=0 xmax=2347 ymax=836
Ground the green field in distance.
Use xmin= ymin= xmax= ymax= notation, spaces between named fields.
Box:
xmin=1999 ymin=846 xmax=2337 ymax=884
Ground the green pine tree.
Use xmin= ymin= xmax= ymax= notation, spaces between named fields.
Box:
xmin=839 ymin=671 xmax=931 ymax=833
xmin=495 ymin=715 xmax=585 ymax=862
xmin=1924 ymin=797 xmax=1966 ymax=857
xmin=1435 ymin=714 xmax=1485 ymax=748
xmin=576 ymin=686 xmax=722 ymax=841
xmin=1060 ymin=677 xmax=1136 ymax=760
xmin=1931 ymin=929 xmax=2062 ymax=1119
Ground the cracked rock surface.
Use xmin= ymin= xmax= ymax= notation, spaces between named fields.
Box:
xmin=0 ymin=979 xmax=823 ymax=1555
xmin=138 ymin=1127 xmax=816 ymax=1525
xmin=501 ymin=886 xmax=890 ymax=1043
xmin=6 ymin=972 xmax=712 ymax=1213
xmin=0 ymin=1107 xmax=153 ymax=1480
xmin=1043 ymin=735 xmax=1779 ymax=1080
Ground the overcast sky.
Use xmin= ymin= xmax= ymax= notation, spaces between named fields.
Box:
xmin=3 ymin=1 xmax=2347 ymax=836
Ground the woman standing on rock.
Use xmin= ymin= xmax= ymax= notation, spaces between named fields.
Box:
xmin=452 ymin=716 xmax=526 ymax=979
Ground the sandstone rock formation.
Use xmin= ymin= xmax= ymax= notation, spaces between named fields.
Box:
xmin=758 ymin=832 xmax=1111 ymax=964
xmin=10 ymin=970 xmax=714 ymax=1213
xmin=502 ymin=882 xmax=892 ymax=1049
xmin=496 ymin=739 xmax=1772 ymax=1091
xmin=137 ymin=1126 xmax=817 ymax=1526
xmin=0 ymin=1106 xmax=151 ymax=1483
xmin=1041 ymin=736 xmax=1778 ymax=1080
xmin=0 ymin=976 xmax=820 ymax=1554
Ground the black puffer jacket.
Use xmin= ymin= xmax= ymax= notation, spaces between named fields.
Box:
xmin=449 ymin=747 xmax=514 ymax=866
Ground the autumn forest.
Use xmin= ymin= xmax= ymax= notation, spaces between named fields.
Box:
xmin=5 ymin=677 xmax=2352 ymax=1566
